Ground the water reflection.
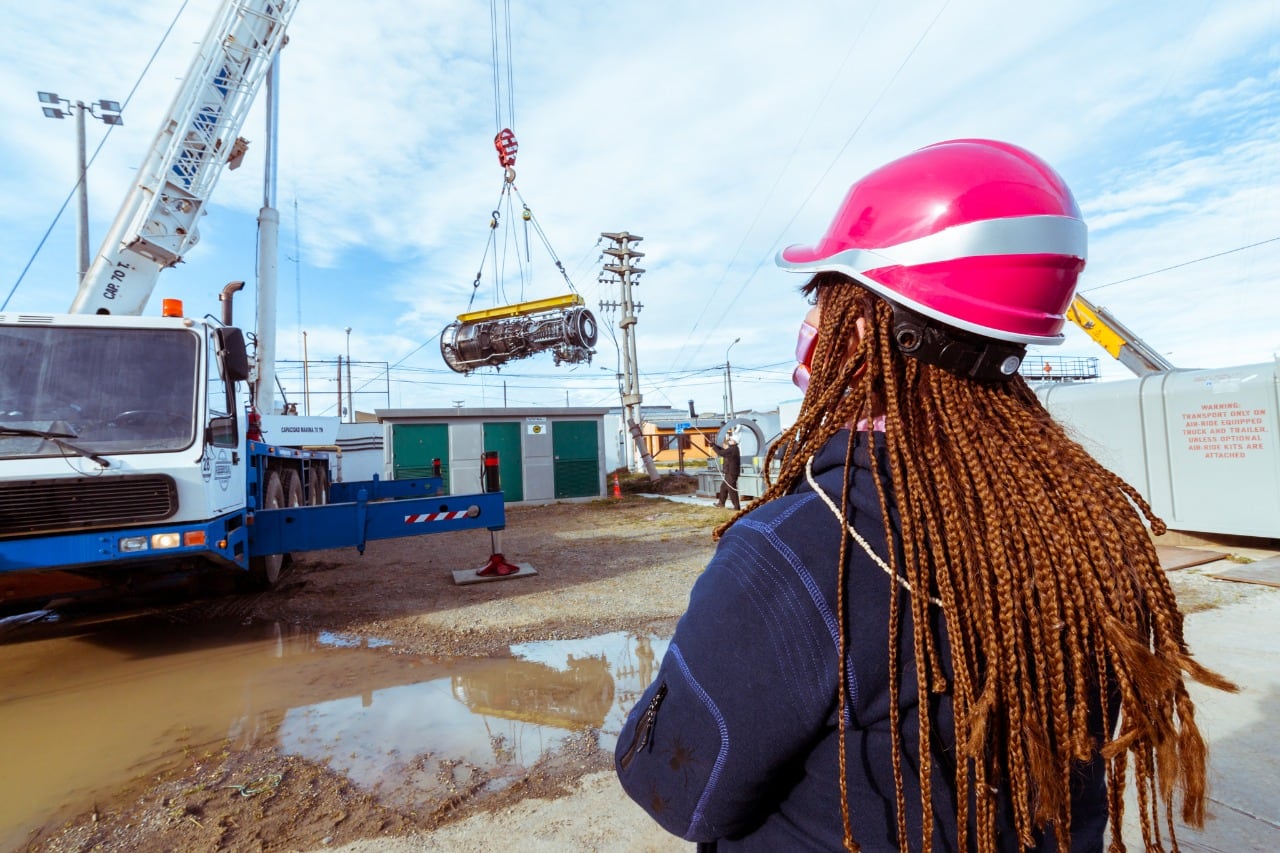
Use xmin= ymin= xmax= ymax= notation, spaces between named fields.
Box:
xmin=0 ymin=617 xmax=668 ymax=848
xmin=454 ymin=655 xmax=615 ymax=727
xmin=275 ymin=631 xmax=668 ymax=797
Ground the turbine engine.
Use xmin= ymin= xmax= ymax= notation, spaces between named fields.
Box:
xmin=440 ymin=295 xmax=598 ymax=374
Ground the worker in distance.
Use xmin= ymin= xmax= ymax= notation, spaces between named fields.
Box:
xmin=707 ymin=428 xmax=742 ymax=510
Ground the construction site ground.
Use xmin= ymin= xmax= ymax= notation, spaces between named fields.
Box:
xmin=2 ymin=487 xmax=1278 ymax=852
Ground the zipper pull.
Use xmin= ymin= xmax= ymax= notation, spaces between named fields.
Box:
xmin=619 ymin=682 xmax=668 ymax=769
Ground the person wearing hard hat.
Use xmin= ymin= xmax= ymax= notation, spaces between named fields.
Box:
xmin=615 ymin=139 xmax=1233 ymax=851
xmin=707 ymin=430 xmax=742 ymax=510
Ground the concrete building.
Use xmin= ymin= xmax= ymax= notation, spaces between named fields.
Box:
xmin=346 ymin=407 xmax=610 ymax=505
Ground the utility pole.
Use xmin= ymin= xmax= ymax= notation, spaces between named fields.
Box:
xmin=599 ymin=231 xmax=658 ymax=478
xmin=724 ymin=337 xmax=740 ymax=419
xmin=344 ymin=326 xmax=353 ymax=422
xmin=336 ymin=355 xmax=344 ymax=421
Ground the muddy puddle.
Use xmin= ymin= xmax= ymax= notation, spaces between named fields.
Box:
xmin=0 ymin=613 xmax=668 ymax=849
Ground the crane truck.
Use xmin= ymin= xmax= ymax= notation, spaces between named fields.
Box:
xmin=0 ymin=0 xmax=506 ymax=616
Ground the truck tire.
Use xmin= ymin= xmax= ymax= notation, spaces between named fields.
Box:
xmin=247 ymin=469 xmax=286 ymax=589
xmin=281 ymin=469 xmax=304 ymax=510
xmin=307 ymin=465 xmax=329 ymax=506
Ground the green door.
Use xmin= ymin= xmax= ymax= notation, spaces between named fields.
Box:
xmin=552 ymin=420 xmax=600 ymax=499
xmin=483 ymin=422 xmax=524 ymax=502
xmin=392 ymin=424 xmax=450 ymax=491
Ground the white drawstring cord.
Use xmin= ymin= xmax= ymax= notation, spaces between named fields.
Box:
xmin=804 ymin=455 xmax=943 ymax=607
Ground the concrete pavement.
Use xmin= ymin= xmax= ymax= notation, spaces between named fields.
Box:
xmin=1118 ymin=570 xmax=1280 ymax=851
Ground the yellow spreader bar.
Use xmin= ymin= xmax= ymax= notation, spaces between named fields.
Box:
xmin=457 ymin=293 xmax=583 ymax=323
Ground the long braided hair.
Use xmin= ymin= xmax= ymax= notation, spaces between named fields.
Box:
xmin=715 ymin=272 xmax=1236 ymax=852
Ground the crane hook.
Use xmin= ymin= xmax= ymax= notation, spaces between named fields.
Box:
xmin=494 ymin=128 xmax=518 ymax=168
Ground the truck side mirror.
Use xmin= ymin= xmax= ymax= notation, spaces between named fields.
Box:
xmin=207 ymin=415 xmax=238 ymax=448
xmin=217 ymin=327 xmax=251 ymax=383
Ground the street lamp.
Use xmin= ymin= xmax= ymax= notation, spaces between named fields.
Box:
xmin=344 ymin=327 xmax=353 ymax=422
xmin=37 ymin=92 xmax=122 ymax=285
xmin=724 ymin=337 xmax=741 ymax=418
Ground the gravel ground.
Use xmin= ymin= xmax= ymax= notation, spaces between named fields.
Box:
xmin=21 ymin=494 xmax=720 ymax=853
xmin=17 ymin=493 xmax=1276 ymax=853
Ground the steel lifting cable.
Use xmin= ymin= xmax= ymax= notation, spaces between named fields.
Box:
xmin=488 ymin=0 xmax=515 ymax=136
xmin=502 ymin=0 xmax=515 ymax=133
xmin=469 ymin=0 xmax=522 ymax=313
xmin=489 ymin=1 xmax=501 ymax=132
xmin=465 ymin=185 xmax=505 ymax=312
xmin=467 ymin=0 xmax=579 ymax=312
xmin=496 ymin=177 xmax=526 ymax=305
xmin=470 ymin=0 xmax=516 ymax=314
xmin=511 ymin=184 xmax=579 ymax=296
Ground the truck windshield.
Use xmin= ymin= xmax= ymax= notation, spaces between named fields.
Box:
xmin=0 ymin=326 xmax=199 ymax=457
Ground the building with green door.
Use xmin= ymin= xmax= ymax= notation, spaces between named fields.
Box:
xmin=374 ymin=407 xmax=609 ymax=504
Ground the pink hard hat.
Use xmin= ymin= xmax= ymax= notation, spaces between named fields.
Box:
xmin=777 ymin=139 xmax=1086 ymax=345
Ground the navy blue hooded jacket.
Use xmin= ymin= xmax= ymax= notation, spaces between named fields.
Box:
xmin=614 ymin=430 xmax=1108 ymax=851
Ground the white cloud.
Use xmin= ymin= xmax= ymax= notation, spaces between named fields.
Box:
xmin=2 ymin=0 xmax=1278 ymax=412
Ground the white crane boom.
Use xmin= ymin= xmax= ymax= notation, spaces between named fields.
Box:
xmin=70 ymin=0 xmax=297 ymax=316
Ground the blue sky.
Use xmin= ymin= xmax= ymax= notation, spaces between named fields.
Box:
xmin=2 ymin=0 xmax=1278 ymax=417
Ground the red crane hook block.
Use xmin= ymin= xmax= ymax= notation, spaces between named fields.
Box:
xmin=494 ymin=128 xmax=519 ymax=168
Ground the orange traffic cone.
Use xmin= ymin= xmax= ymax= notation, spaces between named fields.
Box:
xmin=612 ymin=473 xmax=622 ymax=499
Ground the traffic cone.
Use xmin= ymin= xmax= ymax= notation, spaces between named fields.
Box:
xmin=612 ymin=473 xmax=622 ymax=499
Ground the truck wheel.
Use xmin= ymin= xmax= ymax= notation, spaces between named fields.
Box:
xmin=247 ymin=469 xmax=286 ymax=589
xmin=281 ymin=469 xmax=304 ymax=510
xmin=307 ymin=465 xmax=329 ymax=506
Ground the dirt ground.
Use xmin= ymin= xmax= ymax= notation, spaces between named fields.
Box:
xmin=21 ymin=491 xmax=719 ymax=853
xmin=16 ymin=484 xmax=1274 ymax=853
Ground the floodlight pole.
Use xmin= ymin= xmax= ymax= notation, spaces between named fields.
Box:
xmin=37 ymin=93 xmax=122 ymax=285
xmin=74 ymin=102 xmax=90 ymax=283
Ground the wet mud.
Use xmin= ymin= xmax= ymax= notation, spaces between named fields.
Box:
xmin=1 ymin=609 xmax=668 ymax=851
xmin=0 ymin=496 xmax=724 ymax=851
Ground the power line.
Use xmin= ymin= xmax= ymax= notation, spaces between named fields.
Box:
xmin=3 ymin=0 xmax=193 ymax=309
xmin=665 ymin=0 xmax=954 ymax=376
xmin=1082 ymin=235 xmax=1280 ymax=293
